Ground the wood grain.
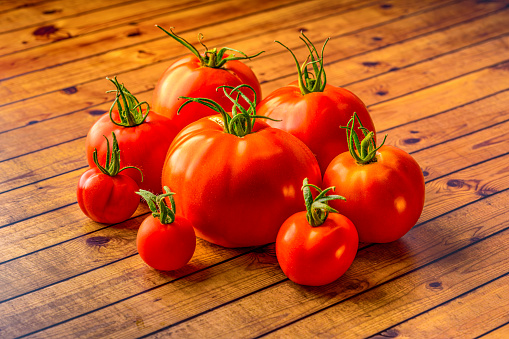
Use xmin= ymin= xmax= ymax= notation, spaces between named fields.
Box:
xmin=1 ymin=0 xmax=508 ymax=337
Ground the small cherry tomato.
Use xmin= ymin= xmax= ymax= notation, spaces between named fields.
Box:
xmin=276 ymin=178 xmax=359 ymax=286
xmin=77 ymin=133 xmax=141 ymax=224
xmin=152 ymin=26 xmax=263 ymax=132
xmin=257 ymin=33 xmax=375 ymax=174
xmin=323 ymin=114 xmax=425 ymax=243
xmin=86 ymin=77 xmax=178 ymax=194
xmin=136 ymin=187 xmax=196 ymax=271
xmin=162 ymin=85 xmax=322 ymax=248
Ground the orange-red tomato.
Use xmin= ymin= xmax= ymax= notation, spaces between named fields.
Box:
xmin=276 ymin=212 xmax=358 ymax=286
xmin=324 ymin=145 xmax=425 ymax=243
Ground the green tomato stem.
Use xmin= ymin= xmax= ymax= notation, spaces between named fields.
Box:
xmin=106 ymin=76 xmax=149 ymax=127
xmin=301 ymin=178 xmax=345 ymax=227
xmin=276 ymin=31 xmax=329 ymax=95
xmin=156 ymin=25 xmax=264 ymax=68
xmin=177 ymin=84 xmax=279 ymax=137
xmin=136 ymin=186 xmax=176 ymax=224
xmin=343 ymin=113 xmax=387 ymax=165
xmin=93 ymin=132 xmax=143 ymax=180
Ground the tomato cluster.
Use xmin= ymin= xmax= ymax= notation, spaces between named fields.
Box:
xmin=76 ymin=28 xmax=425 ymax=283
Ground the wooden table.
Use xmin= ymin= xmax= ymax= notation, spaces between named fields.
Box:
xmin=1 ymin=0 xmax=509 ymax=337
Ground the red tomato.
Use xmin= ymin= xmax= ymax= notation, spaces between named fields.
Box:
xmin=77 ymin=134 xmax=140 ymax=224
xmin=276 ymin=179 xmax=358 ymax=286
xmin=161 ymin=85 xmax=322 ymax=248
xmin=136 ymin=187 xmax=196 ymax=271
xmin=323 ymin=115 xmax=425 ymax=243
xmin=152 ymin=26 xmax=262 ymax=132
xmin=86 ymin=77 xmax=178 ymax=194
xmin=257 ymin=34 xmax=375 ymax=174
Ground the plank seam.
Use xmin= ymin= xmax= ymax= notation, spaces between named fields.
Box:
xmin=475 ymin=320 xmax=509 ymax=339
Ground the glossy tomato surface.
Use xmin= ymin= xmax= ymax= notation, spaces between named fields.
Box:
xmin=161 ymin=115 xmax=322 ymax=248
xmin=85 ymin=110 xmax=178 ymax=195
xmin=323 ymin=145 xmax=425 ymax=243
xmin=152 ymin=54 xmax=262 ymax=132
xmin=77 ymin=167 xmax=140 ymax=224
xmin=256 ymin=82 xmax=375 ymax=174
xmin=137 ymin=215 xmax=196 ymax=271
xmin=276 ymin=211 xmax=358 ymax=286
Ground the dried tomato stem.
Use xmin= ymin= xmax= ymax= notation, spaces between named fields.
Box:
xmin=302 ymin=178 xmax=345 ymax=227
xmin=137 ymin=186 xmax=176 ymax=224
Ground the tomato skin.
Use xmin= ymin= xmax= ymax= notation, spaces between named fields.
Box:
xmin=161 ymin=115 xmax=322 ymax=248
xmin=152 ymin=54 xmax=262 ymax=132
xmin=77 ymin=168 xmax=140 ymax=224
xmin=323 ymin=145 xmax=425 ymax=243
xmin=136 ymin=215 xmax=196 ymax=271
xmin=256 ymin=82 xmax=376 ymax=174
xmin=276 ymin=211 xmax=358 ymax=286
xmin=85 ymin=110 xmax=178 ymax=194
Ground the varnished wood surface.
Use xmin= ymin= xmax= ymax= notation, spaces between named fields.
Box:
xmin=1 ymin=0 xmax=508 ymax=338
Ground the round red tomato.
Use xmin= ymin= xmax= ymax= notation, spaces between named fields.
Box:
xmin=136 ymin=187 xmax=196 ymax=271
xmin=323 ymin=115 xmax=425 ymax=243
xmin=276 ymin=179 xmax=358 ymax=286
xmin=77 ymin=134 xmax=140 ymax=224
xmin=86 ymin=77 xmax=179 ymax=195
xmin=257 ymin=34 xmax=375 ymax=174
xmin=276 ymin=212 xmax=358 ymax=286
xmin=152 ymin=26 xmax=262 ymax=132
xmin=162 ymin=116 xmax=321 ymax=247
xmin=78 ymin=168 xmax=140 ymax=224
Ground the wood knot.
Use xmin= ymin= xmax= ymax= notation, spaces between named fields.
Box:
xmin=403 ymin=138 xmax=420 ymax=144
xmin=88 ymin=109 xmax=107 ymax=116
xmin=33 ymin=25 xmax=59 ymax=37
xmin=376 ymin=90 xmax=388 ymax=96
xmin=61 ymin=86 xmax=78 ymax=94
xmin=446 ymin=179 xmax=463 ymax=188
xmin=86 ymin=236 xmax=110 ymax=247
xmin=427 ymin=281 xmax=443 ymax=291
xmin=381 ymin=3 xmax=393 ymax=9
xmin=362 ymin=61 xmax=380 ymax=67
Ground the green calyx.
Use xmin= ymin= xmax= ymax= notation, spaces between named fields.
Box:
xmin=156 ymin=25 xmax=263 ymax=68
xmin=178 ymin=84 xmax=279 ymax=137
xmin=136 ymin=186 xmax=177 ymax=224
xmin=106 ymin=76 xmax=150 ymax=127
xmin=343 ymin=113 xmax=387 ymax=165
xmin=276 ymin=31 xmax=329 ymax=95
xmin=302 ymin=178 xmax=345 ymax=227
xmin=93 ymin=132 xmax=143 ymax=180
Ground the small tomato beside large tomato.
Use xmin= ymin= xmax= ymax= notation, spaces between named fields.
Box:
xmin=136 ymin=187 xmax=196 ymax=271
xmin=86 ymin=77 xmax=179 ymax=194
xmin=152 ymin=26 xmax=263 ymax=132
xmin=161 ymin=85 xmax=322 ymax=248
xmin=323 ymin=114 xmax=425 ymax=243
xmin=276 ymin=178 xmax=358 ymax=286
xmin=256 ymin=33 xmax=375 ymax=174
xmin=77 ymin=133 xmax=141 ymax=224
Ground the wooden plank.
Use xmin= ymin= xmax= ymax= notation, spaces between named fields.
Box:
xmin=0 ymin=0 xmax=215 ymax=56
xmin=9 ymin=171 xmax=509 ymax=338
xmin=1 ymin=0 xmax=499 ymax=133
xmin=0 ymin=0 xmax=131 ymax=34
xmin=479 ymin=323 xmax=509 ymax=339
xmin=0 ymin=0 xmax=446 ymax=106
xmin=367 ymin=274 xmax=509 ymax=339
xmin=0 ymin=0 xmax=301 ymax=78
xmin=263 ymin=232 xmax=509 ymax=338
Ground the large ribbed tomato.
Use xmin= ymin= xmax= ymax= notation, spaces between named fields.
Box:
xmin=161 ymin=85 xmax=322 ymax=248
xmin=152 ymin=26 xmax=262 ymax=132
xmin=86 ymin=77 xmax=178 ymax=194
xmin=323 ymin=114 xmax=425 ymax=243
xmin=257 ymin=33 xmax=375 ymax=175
